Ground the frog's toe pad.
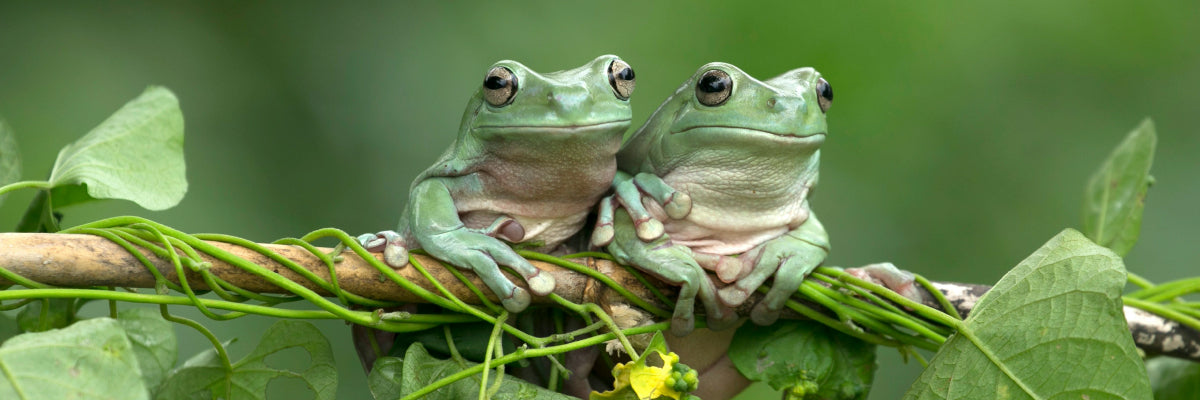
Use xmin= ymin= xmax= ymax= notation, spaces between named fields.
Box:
xmin=718 ymin=286 xmax=751 ymax=307
xmin=635 ymin=219 xmax=664 ymax=242
xmin=664 ymin=192 xmax=692 ymax=219
xmin=750 ymin=303 xmax=782 ymax=326
xmin=706 ymin=308 xmax=740 ymax=331
xmin=501 ymin=288 xmax=531 ymax=313
xmin=382 ymin=244 xmax=410 ymax=269
xmin=847 ymin=262 xmax=925 ymax=303
xmin=670 ymin=314 xmax=695 ymax=336
xmin=590 ymin=224 xmax=614 ymax=247
xmin=526 ymin=271 xmax=556 ymax=296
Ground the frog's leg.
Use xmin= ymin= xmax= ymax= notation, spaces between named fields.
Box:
xmin=607 ymin=209 xmax=735 ymax=336
xmin=715 ymin=214 xmax=830 ymax=325
xmin=409 ymin=178 xmax=555 ymax=313
xmin=592 ymin=171 xmax=692 ymax=246
xmin=844 ymin=262 xmax=927 ymax=304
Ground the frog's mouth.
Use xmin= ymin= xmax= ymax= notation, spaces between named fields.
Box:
xmin=475 ymin=119 xmax=631 ymax=135
xmin=671 ymin=125 xmax=825 ymax=143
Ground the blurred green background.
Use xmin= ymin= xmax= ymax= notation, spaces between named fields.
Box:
xmin=1 ymin=1 xmax=1197 ymax=398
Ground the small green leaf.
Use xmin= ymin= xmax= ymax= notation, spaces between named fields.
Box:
xmin=0 ymin=119 xmax=21 ymax=206
xmin=728 ymin=319 xmax=876 ymax=398
xmin=0 ymin=318 xmax=149 ymax=399
xmin=117 ymin=308 xmax=177 ymax=392
xmin=370 ymin=343 xmax=572 ymax=400
xmin=156 ymin=320 xmax=335 ymax=400
xmin=1147 ymin=357 xmax=1200 ymax=399
xmin=16 ymin=298 xmax=73 ymax=332
xmin=904 ymin=229 xmax=1151 ymax=399
xmin=48 ymin=86 xmax=187 ymax=211
xmin=1082 ymin=119 xmax=1156 ymax=257
xmin=0 ymin=314 xmax=19 ymax=343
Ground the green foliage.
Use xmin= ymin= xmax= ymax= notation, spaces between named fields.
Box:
xmin=15 ymin=299 xmax=73 ymax=332
xmin=369 ymin=343 xmax=571 ymax=400
xmin=155 ymin=320 xmax=336 ymax=400
xmin=117 ymin=308 xmax=178 ymax=392
xmin=0 ymin=318 xmax=149 ymax=400
xmin=728 ymin=319 xmax=876 ymax=399
xmin=1082 ymin=119 xmax=1156 ymax=257
xmin=46 ymin=86 xmax=186 ymax=211
xmin=904 ymin=229 xmax=1151 ymax=399
xmin=1146 ymin=357 xmax=1200 ymax=399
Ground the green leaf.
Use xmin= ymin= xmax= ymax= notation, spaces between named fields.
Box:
xmin=0 ymin=314 xmax=19 ymax=343
xmin=728 ymin=319 xmax=876 ymax=398
xmin=117 ymin=308 xmax=177 ymax=392
xmin=16 ymin=298 xmax=73 ymax=332
xmin=0 ymin=119 xmax=21 ymax=206
xmin=0 ymin=318 xmax=149 ymax=399
xmin=370 ymin=343 xmax=573 ymax=400
xmin=1082 ymin=119 xmax=1156 ymax=257
xmin=904 ymin=229 xmax=1151 ymax=400
xmin=1146 ymin=357 xmax=1200 ymax=399
xmin=156 ymin=320 xmax=336 ymax=400
xmin=47 ymin=86 xmax=187 ymax=211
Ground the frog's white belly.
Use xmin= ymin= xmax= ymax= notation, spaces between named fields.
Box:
xmin=650 ymin=168 xmax=813 ymax=255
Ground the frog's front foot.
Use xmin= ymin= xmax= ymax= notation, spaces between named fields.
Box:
xmin=420 ymin=219 xmax=555 ymax=313
xmin=845 ymin=262 xmax=926 ymax=304
xmin=356 ymin=230 xmax=411 ymax=268
xmin=712 ymin=239 xmax=827 ymax=326
xmin=594 ymin=173 xmax=692 ymax=247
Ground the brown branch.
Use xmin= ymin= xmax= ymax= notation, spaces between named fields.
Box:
xmin=1 ymin=233 xmax=1196 ymax=361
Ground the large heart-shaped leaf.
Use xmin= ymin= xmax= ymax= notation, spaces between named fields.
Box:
xmin=47 ymin=86 xmax=186 ymax=211
xmin=117 ymin=308 xmax=178 ymax=392
xmin=905 ymin=229 xmax=1151 ymax=399
xmin=0 ymin=318 xmax=149 ymax=399
xmin=155 ymin=320 xmax=335 ymax=400
xmin=1081 ymin=119 xmax=1156 ymax=257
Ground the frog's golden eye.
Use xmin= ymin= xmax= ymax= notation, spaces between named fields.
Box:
xmin=608 ymin=59 xmax=636 ymax=100
xmin=696 ymin=70 xmax=732 ymax=106
xmin=816 ymin=78 xmax=833 ymax=113
xmin=483 ymin=66 xmax=518 ymax=107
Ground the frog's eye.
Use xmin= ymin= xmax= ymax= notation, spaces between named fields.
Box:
xmin=608 ymin=59 xmax=636 ymax=100
xmin=816 ymin=78 xmax=833 ymax=113
xmin=483 ymin=66 xmax=518 ymax=107
xmin=696 ymin=70 xmax=732 ymax=106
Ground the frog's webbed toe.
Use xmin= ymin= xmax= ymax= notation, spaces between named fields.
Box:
xmin=845 ymin=262 xmax=925 ymax=304
xmin=356 ymin=230 xmax=411 ymax=268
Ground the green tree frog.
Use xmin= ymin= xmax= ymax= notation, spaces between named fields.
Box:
xmin=359 ymin=55 xmax=637 ymax=313
xmin=593 ymin=63 xmax=833 ymax=335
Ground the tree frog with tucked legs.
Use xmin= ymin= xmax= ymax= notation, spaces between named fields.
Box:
xmin=359 ymin=55 xmax=636 ymax=313
xmin=593 ymin=62 xmax=833 ymax=335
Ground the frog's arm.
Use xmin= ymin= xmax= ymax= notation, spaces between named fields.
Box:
xmin=408 ymin=178 xmax=555 ymax=313
xmin=709 ymin=212 xmax=829 ymax=326
xmin=590 ymin=171 xmax=692 ymax=246
xmin=606 ymin=208 xmax=735 ymax=336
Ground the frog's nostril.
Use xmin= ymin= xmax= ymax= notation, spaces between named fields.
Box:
xmin=766 ymin=97 xmax=777 ymax=109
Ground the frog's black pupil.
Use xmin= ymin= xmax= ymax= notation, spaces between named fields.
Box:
xmin=484 ymin=76 xmax=508 ymax=90
xmin=617 ymin=67 xmax=634 ymax=81
xmin=699 ymin=74 xmax=728 ymax=93
xmin=820 ymin=82 xmax=833 ymax=101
